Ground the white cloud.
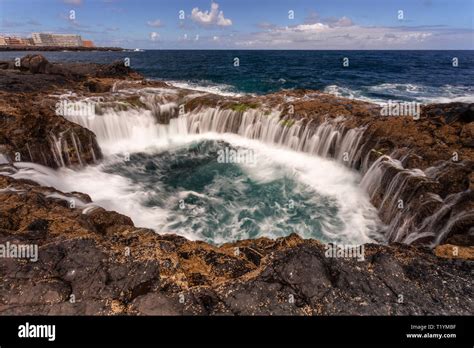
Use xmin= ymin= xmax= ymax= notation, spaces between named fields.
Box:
xmin=147 ymin=19 xmax=163 ymax=28
xmin=191 ymin=2 xmax=232 ymax=27
xmin=293 ymin=23 xmax=330 ymax=32
xmin=149 ymin=32 xmax=159 ymax=41
xmin=235 ymin=18 xmax=439 ymax=49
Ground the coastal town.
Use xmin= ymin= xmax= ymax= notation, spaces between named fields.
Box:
xmin=0 ymin=33 xmax=95 ymax=48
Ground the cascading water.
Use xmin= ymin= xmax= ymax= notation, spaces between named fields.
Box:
xmin=360 ymin=153 xmax=473 ymax=246
xmin=27 ymin=96 xmax=384 ymax=245
xmin=51 ymin=91 xmax=470 ymax=246
xmin=180 ymin=108 xmax=366 ymax=167
xmin=66 ymin=102 xmax=366 ymax=167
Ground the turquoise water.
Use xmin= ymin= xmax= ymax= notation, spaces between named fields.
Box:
xmin=104 ymin=140 xmax=345 ymax=244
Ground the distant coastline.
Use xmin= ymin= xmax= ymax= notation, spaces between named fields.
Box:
xmin=0 ymin=46 xmax=124 ymax=52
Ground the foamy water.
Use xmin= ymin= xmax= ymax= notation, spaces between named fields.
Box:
xmin=9 ymin=134 xmax=382 ymax=244
xmin=7 ymin=102 xmax=384 ymax=245
xmin=324 ymin=83 xmax=474 ymax=104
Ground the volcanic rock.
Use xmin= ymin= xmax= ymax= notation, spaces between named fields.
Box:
xmin=0 ymin=173 xmax=472 ymax=315
xmin=20 ymin=54 xmax=52 ymax=74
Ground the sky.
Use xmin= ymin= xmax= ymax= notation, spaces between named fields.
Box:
xmin=0 ymin=0 xmax=473 ymax=49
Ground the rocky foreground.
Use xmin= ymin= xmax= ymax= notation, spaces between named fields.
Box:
xmin=0 ymin=55 xmax=472 ymax=315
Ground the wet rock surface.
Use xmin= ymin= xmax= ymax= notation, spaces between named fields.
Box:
xmin=0 ymin=54 xmax=142 ymax=91
xmin=0 ymin=93 xmax=102 ymax=168
xmin=0 ymin=55 xmax=215 ymax=169
xmin=0 ymin=56 xmax=473 ymax=315
xmin=0 ymin=54 xmax=145 ymax=167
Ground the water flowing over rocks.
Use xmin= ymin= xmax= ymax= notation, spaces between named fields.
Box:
xmin=79 ymin=86 xmax=471 ymax=247
xmin=0 ymin=54 xmax=148 ymax=167
xmin=0 ymin=55 xmax=472 ymax=315
xmin=0 ymin=95 xmax=101 ymax=168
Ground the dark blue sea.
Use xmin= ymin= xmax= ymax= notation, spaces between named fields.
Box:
xmin=1 ymin=50 xmax=473 ymax=103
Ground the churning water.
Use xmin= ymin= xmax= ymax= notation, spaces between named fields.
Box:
xmin=9 ymin=102 xmax=384 ymax=245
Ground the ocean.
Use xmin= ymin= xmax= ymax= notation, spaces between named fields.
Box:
xmin=1 ymin=50 xmax=473 ymax=103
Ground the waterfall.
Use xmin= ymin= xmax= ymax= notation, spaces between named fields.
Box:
xmin=182 ymin=109 xmax=366 ymax=167
xmin=64 ymin=106 xmax=366 ymax=168
xmin=49 ymin=132 xmax=67 ymax=167
xmin=47 ymin=129 xmax=96 ymax=168
xmin=359 ymin=152 xmax=473 ymax=246
xmin=63 ymin=100 xmax=470 ymax=246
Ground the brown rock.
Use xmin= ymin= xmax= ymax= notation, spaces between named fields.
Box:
xmin=20 ymin=54 xmax=52 ymax=74
xmin=87 ymin=208 xmax=134 ymax=235
xmin=435 ymin=244 xmax=474 ymax=260
xmin=460 ymin=122 xmax=474 ymax=147
xmin=0 ymin=174 xmax=472 ymax=315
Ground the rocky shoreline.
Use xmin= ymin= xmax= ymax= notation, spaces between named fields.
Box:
xmin=0 ymin=55 xmax=472 ymax=315
xmin=0 ymin=46 xmax=124 ymax=52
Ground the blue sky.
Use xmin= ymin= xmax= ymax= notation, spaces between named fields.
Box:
xmin=1 ymin=0 xmax=473 ymax=49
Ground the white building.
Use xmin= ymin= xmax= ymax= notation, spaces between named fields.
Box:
xmin=31 ymin=33 xmax=44 ymax=46
xmin=31 ymin=33 xmax=83 ymax=47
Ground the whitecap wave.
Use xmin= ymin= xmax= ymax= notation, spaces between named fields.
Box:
xmin=168 ymin=80 xmax=246 ymax=97
xmin=324 ymin=83 xmax=474 ymax=104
